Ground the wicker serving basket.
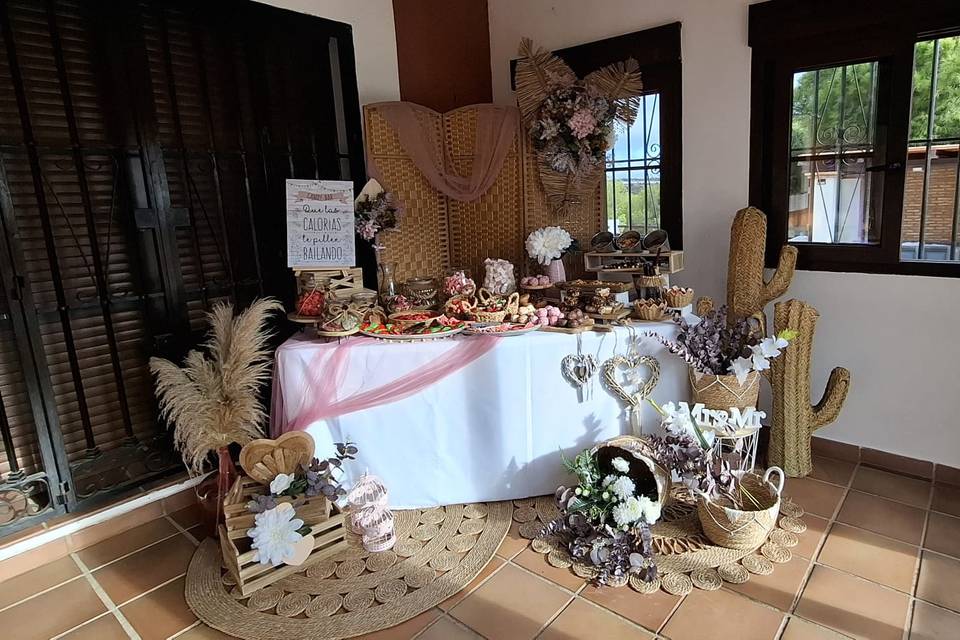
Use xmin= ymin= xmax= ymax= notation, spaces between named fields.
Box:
xmin=689 ymin=368 xmax=761 ymax=411
xmin=697 ymin=467 xmax=784 ymax=550
xmin=663 ymin=287 xmax=695 ymax=308
xmin=473 ymin=289 xmax=520 ymax=323
xmin=591 ymin=435 xmax=672 ymax=508
xmin=633 ymin=299 xmax=668 ymax=321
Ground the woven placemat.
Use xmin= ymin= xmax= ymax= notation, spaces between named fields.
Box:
xmin=185 ymin=502 xmax=511 ymax=639
xmin=520 ymin=488 xmax=806 ymax=596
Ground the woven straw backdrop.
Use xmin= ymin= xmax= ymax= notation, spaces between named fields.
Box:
xmin=363 ymin=103 xmax=604 ymax=283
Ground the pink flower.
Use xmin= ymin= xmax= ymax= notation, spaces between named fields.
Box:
xmin=568 ymin=108 xmax=597 ymax=140
xmin=357 ymin=219 xmax=379 ymax=241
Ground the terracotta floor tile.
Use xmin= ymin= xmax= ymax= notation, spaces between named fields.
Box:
xmin=120 ymin=575 xmax=196 ymax=640
xmin=811 ymin=437 xmax=859 ymax=463
xmin=931 ymin=483 xmax=960 ymax=517
xmin=162 ymin=488 xmax=199 ymax=514
xmin=910 ymin=600 xmax=960 ymax=640
xmin=792 ymin=515 xmax=829 ymax=560
xmin=783 ymin=477 xmax=845 ymax=518
xmin=726 ymin=553 xmax=811 ymax=611
xmin=795 ymin=565 xmax=909 ymax=640
xmin=661 ymin=588 xmax=783 ymax=640
xmin=67 ymin=502 xmax=163 ymax=552
xmin=852 ymin=466 xmax=931 ymax=507
xmin=496 ymin=522 xmax=530 ymax=559
xmin=780 ymin=617 xmax=850 ymax=639
xmin=0 ymin=538 xmax=70 ymax=582
xmin=514 ymin=547 xmax=585 ymax=591
xmin=924 ymin=512 xmax=960 ymax=559
xmin=59 ymin=613 xmax=128 ymax=639
xmin=836 ymin=491 xmax=926 ymax=545
xmin=175 ymin=623 xmax=238 ymax=640
xmin=916 ymin=550 xmax=960 ymax=613
xmin=861 ymin=450 xmax=933 ymax=480
xmin=581 ymin=581 xmax=681 ymax=632
xmin=169 ymin=503 xmax=204 ymax=529
xmin=817 ymin=523 xmax=919 ymax=592
xmin=418 ymin=616 xmax=482 ymax=639
xmin=540 ymin=597 xmax=653 ymax=639
xmin=450 ymin=563 xmax=571 ymax=640
xmin=0 ymin=575 xmax=106 ymax=640
xmin=357 ymin=607 xmax=441 ymax=639
xmin=439 ymin=556 xmax=504 ymax=611
xmin=808 ymin=457 xmax=857 ymax=486
xmin=0 ymin=555 xmax=80 ymax=609
xmin=94 ymin=533 xmax=196 ymax=604
xmin=76 ymin=517 xmax=178 ymax=570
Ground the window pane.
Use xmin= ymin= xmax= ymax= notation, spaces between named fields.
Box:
xmin=789 ymin=62 xmax=881 ymax=244
xmin=605 ymin=92 xmax=661 ymax=232
xmin=902 ymin=35 xmax=960 ymax=262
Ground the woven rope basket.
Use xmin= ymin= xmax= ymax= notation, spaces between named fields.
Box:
xmin=591 ymin=436 xmax=672 ymax=507
xmin=696 ymin=468 xmax=783 ymax=550
xmin=473 ymin=290 xmax=519 ymax=323
xmin=689 ymin=369 xmax=761 ymax=411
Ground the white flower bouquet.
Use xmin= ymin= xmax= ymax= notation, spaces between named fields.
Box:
xmin=525 ymin=226 xmax=575 ymax=265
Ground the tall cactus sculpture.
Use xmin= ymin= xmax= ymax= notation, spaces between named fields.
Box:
xmin=768 ymin=299 xmax=851 ymax=477
xmin=727 ymin=207 xmax=797 ymax=322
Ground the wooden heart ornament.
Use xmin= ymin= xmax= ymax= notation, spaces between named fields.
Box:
xmin=561 ymin=354 xmax=599 ymax=388
xmin=602 ymin=354 xmax=661 ymax=408
xmin=239 ymin=431 xmax=315 ymax=486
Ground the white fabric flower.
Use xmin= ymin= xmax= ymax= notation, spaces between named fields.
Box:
xmin=270 ymin=473 xmax=294 ymax=495
xmin=609 ymin=475 xmax=636 ymax=501
xmin=525 ymin=226 xmax=573 ymax=265
xmin=611 ymin=457 xmax=630 ymax=473
xmin=749 ymin=345 xmax=772 ymax=373
xmin=249 ymin=506 xmax=304 ymax=566
xmin=638 ymin=495 xmax=662 ymax=524
xmin=661 ymin=401 xmax=698 ymax=439
xmin=729 ymin=356 xmax=754 ymax=385
xmin=612 ymin=496 xmax=644 ymax=527
xmin=757 ymin=335 xmax=788 ymax=358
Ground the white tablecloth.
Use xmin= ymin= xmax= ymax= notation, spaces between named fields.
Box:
xmin=271 ymin=323 xmax=688 ymax=508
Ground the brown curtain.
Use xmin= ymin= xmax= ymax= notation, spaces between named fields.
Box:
xmin=366 ymin=101 xmax=519 ymax=202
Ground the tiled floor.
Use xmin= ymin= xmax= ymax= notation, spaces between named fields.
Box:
xmin=2 ymin=457 xmax=959 ymax=639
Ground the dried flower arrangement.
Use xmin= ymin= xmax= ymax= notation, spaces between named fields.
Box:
xmin=149 ymin=298 xmax=282 ymax=473
xmin=644 ymin=306 xmax=796 ymax=384
xmin=246 ymin=442 xmax=358 ymax=566
xmin=525 ymin=226 xmax=579 ymax=265
xmin=542 ymin=446 xmax=663 ymax=585
xmin=355 ymin=190 xmax=401 ymax=248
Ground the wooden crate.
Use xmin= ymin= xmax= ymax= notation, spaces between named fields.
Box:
xmin=583 ymin=250 xmax=684 ymax=275
xmin=294 ymin=267 xmax=364 ymax=299
xmin=219 ymin=476 xmax=348 ymax=597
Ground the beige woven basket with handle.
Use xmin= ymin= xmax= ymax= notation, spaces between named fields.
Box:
xmin=696 ymin=467 xmax=784 ymax=550
xmin=473 ymin=290 xmax=520 ymax=323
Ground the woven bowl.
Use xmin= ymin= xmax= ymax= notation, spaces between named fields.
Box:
xmin=633 ymin=299 xmax=668 ymax=321
xmin=663 ymin=287 xmax=695 ymax=308
xmin=697 ymin=468 xmax=784 ymax=550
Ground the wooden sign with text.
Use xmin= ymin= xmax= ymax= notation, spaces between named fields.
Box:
xmin=286 ymin=179 xmax=355 ymax=268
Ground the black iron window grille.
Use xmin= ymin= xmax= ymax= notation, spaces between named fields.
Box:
xmin=606 ymin=92 xmax=662 ymax=235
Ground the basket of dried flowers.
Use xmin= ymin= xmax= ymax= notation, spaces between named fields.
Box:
xmin=696 ymin=467 xmax=784 ymax=550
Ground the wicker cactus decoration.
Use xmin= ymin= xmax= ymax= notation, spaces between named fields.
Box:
xmin=768 ymin=299 xmax=851 ymax=477
xmin=727 ymin=207 xmax=797 ymax=321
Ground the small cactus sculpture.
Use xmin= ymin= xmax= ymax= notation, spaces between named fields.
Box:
xmin=727 ymin=207 xmax=797 ymax=322
xmin=768 ymin=299 xmax=851 ymax=477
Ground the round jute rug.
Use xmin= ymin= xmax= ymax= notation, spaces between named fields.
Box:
xmin=185 ymin=502 xmax=511 ymax=639
xmin=517 ymin=489 xmax=807 ymax=594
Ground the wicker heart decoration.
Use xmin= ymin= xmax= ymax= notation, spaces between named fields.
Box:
xmin=561 ymin=354 xmax=598 ymax=387
xmin=602 ymin=354 xmax=661 ymax=408
xmin=239 ymin=431 xmax=316 ymax=486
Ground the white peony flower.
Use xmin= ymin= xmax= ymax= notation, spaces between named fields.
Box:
xmin=270 ymin=472 xmax=294 ymax=495
xmin=609 ymin=475 xmax=636 ymax=501
xmin=638 ymin=495 xmax=662 ymax=524
xmin=249 ymin=506 xmax=304 ymax=566
xmin=612 ymin=496 xmax=644 ymax=527
xmin=525 ymin=226 xmax=573 ymax=265
xmin=611 ymin=457 xmax=630 ymax=473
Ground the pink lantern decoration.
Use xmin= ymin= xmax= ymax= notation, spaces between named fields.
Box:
xmin=346 ymin=474 xmax=396 ymax=552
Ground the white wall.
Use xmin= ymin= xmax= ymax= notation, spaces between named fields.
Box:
xmin=254 ymin=0 xmax=400 ymax=107
xmin=488 ymin=0 xmax=960 ymax=466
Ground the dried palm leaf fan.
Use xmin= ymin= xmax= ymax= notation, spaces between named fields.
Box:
xmin=515 ymin=38 xmax=643 ymax=215
xmin=149 ymin=298 xmax=283 ymax=473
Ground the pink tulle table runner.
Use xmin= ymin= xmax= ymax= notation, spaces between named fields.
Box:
xmin=271 ymin=334 xmax=500 ymax=435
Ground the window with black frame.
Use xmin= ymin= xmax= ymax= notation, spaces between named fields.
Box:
xmin=606 ymin=93 xmax=662 ymax=235
xmin=749 ymin=0 xmax=960 ymax=276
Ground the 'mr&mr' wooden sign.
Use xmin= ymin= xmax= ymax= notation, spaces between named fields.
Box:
xmin=286 ymin=179 xmax=355 ymax=268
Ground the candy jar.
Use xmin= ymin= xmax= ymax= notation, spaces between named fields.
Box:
xmin=403 ymin=276 xmax=439 ymax=310
xmin=442 ymin=267 xmax=476 ymax=299
xmin=482 ymin=258 xmax=516 ymax=295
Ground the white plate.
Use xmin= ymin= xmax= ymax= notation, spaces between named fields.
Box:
xmin=359 ymin=325 xmax=466 ymax=341
xmin=464 ymin=323 xmax=541 ymax=337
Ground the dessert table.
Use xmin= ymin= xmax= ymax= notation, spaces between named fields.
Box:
xmin=271 ymin=323 xmax=688 ymax=508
